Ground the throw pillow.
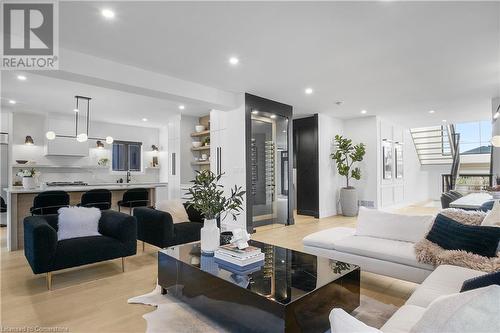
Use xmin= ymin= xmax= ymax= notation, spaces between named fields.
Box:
xmin=57 ymin=206 xmax=101 ymax=241
xmin=155 ymin=200 xmax=189 ymax=224
xmin=355 ymin=207 xmax=434 ymax=243
xmin=481 ymin=200 xmax=500 ymax=227
xmin=460 ymin=271 xmax=500 ymax=292
xmin=410 ymin=285 xmax=500 ymax=333
xmin=426 ymin=214 xmax=500 ymax=257
xmin=440 ymin=208 xmax=487 ymax=226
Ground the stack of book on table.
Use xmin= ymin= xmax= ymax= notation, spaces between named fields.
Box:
xmin=214 ymin=244 xmax=265 ymax=271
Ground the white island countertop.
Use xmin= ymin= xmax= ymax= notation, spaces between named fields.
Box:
xmin=449 ymin=192 xmax=493 ymax=209
xmin=4 ymin=182 xmax=168 ymax=194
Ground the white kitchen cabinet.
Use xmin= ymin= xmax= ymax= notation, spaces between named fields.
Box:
xmin=210 ymin=105 xmax=247 ymax=230
xmin=209 ymin=109 xmax=227 ymax=132
xmin=45 ymin=137 xmax=89 ymax=156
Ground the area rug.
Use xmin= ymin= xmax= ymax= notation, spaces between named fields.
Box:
xmin=128 ymin=286 xmax=398 ymax=332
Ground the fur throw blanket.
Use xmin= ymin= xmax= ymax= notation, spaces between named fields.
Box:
xmin=414 ymin=208 xmax=500 ymax=273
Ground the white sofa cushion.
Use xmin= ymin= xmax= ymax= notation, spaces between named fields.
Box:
xmin=155 ymin=199 xmax=189 ymax=224
xmin=410 ymin=285 xmax=500 ymax=333
xmin=302 ymin=227 xmax=356 ymax=250
xmin=406 ymin=264 xmax=485 ymax=308
xmin=356 ymin=207 xmax=434 ymax=243
xmin=57 ymin=206 xmax=101 ymax=241
xmin=329 ymin=309 xmax=381 ymax=333
xmin=333 ymin=235 xmax=433 ymax=270
xmin=380 ymin=305 xmax=426 ymax=333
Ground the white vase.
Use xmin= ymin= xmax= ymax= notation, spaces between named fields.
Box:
xmin=22 ymin=177 xmax=36 ymax=189
xmin=200 ymin=218 xmax=220 ymax=254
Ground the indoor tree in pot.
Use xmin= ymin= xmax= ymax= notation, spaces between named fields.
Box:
xmin=331 ymin=135 xmax=366 ymax=217
xmin=186 ymin=170 xmax=245 ymax=254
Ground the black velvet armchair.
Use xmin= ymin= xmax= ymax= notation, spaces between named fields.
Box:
xmin=134 ymin=207 xmax=203 ymax=250
xmin=24 ymin=210 xmax=137 ymax=290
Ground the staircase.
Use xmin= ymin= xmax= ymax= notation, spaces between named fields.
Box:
xmin=410 ymin=124 xmax=460 ymax=191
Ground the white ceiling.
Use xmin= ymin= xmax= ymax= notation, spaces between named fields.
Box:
xmin=1 ymin=71 xmax=211 ymax=127
xmin=3 ymin=1 xmax=500 ymax=128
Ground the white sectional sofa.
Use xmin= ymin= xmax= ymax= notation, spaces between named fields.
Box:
xmin=303 ymin=208 xmax=435 ymax=283
xmin=330 ymin=265 xmax=489 ymax=333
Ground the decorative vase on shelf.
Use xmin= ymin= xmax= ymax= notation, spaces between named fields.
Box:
xmin=200 ymin=218 xmax=220 ymax=254
xmin=22 ymin=177 xmax=36 ymax=189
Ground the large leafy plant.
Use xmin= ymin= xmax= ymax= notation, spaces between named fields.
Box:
xmin=186 ymin=170 xmax=246 ymax=221
xmin=330 ymin=135 xmax=366 ymax=188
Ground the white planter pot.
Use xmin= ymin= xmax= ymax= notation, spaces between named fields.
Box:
xmin=200 ymin=219 xmax=220 ymax=254
xmin=340 ymin=187 xmax=358 ymax=217
xmin=22 ymin=177 xmax=36 ymax=189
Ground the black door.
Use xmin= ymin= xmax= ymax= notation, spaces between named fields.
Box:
xmin=293 ymin=115 xmax=319 ymax=217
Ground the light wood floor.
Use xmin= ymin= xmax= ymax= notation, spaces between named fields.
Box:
xmin=0 ymin=202 xmax=438 ymax=332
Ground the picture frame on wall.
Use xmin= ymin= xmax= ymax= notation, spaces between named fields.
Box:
xmin=382 ymin=140 xmax=392 ymax=179
xmin=395 ymin=142 xmax=403 ymax=179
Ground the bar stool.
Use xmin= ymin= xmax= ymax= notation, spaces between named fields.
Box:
xmin=117 ymin=188 xmax=149 ymax=214
xmin=30 ymin=191 xmax=70 ymax=215
xmin=78 ymin=189 xmax=112 ymax=210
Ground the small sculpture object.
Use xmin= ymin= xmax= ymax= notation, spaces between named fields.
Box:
xmin=230 ymin=228 xmax=251 ymax=249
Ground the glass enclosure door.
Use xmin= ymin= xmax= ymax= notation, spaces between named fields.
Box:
xmin=251 ymin=112 xmax=289 ymax=228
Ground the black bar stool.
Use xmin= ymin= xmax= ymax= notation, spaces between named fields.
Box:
xmin=30 ymin=191 xmax=70 ymax=215
xmin=117 ymin=188 xmax=149 ymax=214
xmin=0 ymin=196 xmax=7 ymax=227
xmin=78 ymin=189 xmax=112 ymax=210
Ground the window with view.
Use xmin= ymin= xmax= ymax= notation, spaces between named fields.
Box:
xmin=455 ymin=121 xmax=492 ymax=155
xmin=112 ymin=141 xmax=142 ymax=171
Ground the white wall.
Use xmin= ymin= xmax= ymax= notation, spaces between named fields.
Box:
xmin=378 ymin=118 xmax=433 ymax=207
xmin=11 ymin=112 xmax=161 ymax=185
xmin=342 ymin=116 xmax=379 ymax=208
xmin=317 ymin=113 xmax=343 ymax=217
xmin=180 ymin=115 xmax=199 ymax=184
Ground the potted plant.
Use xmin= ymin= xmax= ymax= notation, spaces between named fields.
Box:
xmin=186 ymin=170 xmax=245 ymax=253
xmin=16 ymin=168 xmax=38 ymax=189
xmin=331 ymin=135 xmax=366 ymax=216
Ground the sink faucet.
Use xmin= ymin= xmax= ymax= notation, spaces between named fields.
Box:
xmin=126 ymin=170 xmax=131 ymax=183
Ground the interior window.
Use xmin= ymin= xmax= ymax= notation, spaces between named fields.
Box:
xmin=112 ymin=141 xmax=142 ymax=171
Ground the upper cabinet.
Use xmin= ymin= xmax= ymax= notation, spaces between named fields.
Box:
xmin=45 ymin=137 xmax=89 ymax=156
xmin=210 ymin=109 xmax=227 ymax=132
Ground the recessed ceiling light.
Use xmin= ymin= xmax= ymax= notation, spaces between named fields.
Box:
xmin=442 ymin=119 xmax=447 ymax=122
xmin=229 ymin=57 xmax=239 ymax=65
xmin=178 ymin=105 xmax=185 ymax=110
xmin=101 ymin=9 xmax=115 ymax=19
xmin=73 ymin=108 xmax=79 ymax=112
xmin=428 ymin=110 xmax=435 ymax=114
xmin=361 ymin=110 xmax=367 ymax=114
xmin=17 ymin=75 xmax=27 ymax=81
xmin=142 ymin=118 xmax=148 ymax=122
xmin=270 ymin=115 xmax=277 ymax=119
xmin=8 ymin=100 xmax=16 ymax=104
xmin=251 ymin=110 xmax=259 ymax=115
xmin=305 ymin=88 xmax=313 ymax=95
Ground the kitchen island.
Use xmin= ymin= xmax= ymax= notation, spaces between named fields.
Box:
xmin=4 ymin=182 xmax=168 ymax=251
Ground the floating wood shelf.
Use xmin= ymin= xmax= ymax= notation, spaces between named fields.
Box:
xmin=191 ymin=145 xmax=210 ymax=151
xmin=191 ymin=161 xmax=211 ymax=166
xmin=191 ymin=130 xmax=210 ymax=137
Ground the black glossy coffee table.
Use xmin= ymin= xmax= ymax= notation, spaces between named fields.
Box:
xmin=158 ymin=240 xmax=360 ymax=333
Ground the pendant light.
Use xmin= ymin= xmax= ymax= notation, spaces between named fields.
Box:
xmin=45 ymin=95 xmax=114 ymax=145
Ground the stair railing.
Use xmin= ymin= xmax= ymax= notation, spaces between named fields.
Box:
xmin=442 ymin=124 xmax=460 ymax=192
